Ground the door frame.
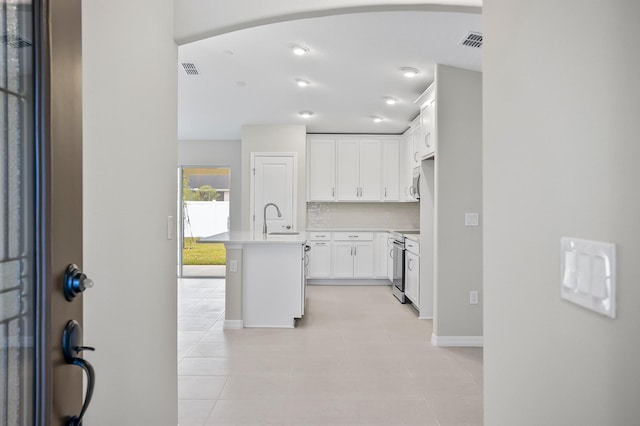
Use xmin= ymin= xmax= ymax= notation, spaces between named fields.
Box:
xmin=249 ymin=152 xmax=297 ymax=237
xmin=177 ymin=165 xmax=231 ymax=278
xmin=34 ymin=0 xmax=85 ymax=423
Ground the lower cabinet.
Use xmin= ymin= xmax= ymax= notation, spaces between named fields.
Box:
xmin=307 ymin=232 xmax=332 ymax=278
xmin=404 ymin=246 xmax=420 ymax=305
xmin=374 ymin=232 xmax=389 ymax=278
xmin=332 ymin=238 xmax=373 ymax=278
xmin=308 ymin=240 xmax=331 ymax=278
xmin=307 ymin=231 xmax=390 ymax=281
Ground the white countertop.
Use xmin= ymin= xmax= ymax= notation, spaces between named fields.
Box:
xmin=199 ymin=231 xmax=307 ymax=245
xmin=404 ymin=233 xmax=420 ymax=243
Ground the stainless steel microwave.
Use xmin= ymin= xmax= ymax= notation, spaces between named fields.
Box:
xmin=411 ymin=167 xmax=421 ymax=200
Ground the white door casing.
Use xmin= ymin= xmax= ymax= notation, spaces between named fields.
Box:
xmin=251 ymin=153 xmax=296 ymax=237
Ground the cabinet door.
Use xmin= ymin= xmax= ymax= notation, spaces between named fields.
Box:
xmin=421 ymin=99 xmax=436 ymax=158
xmin=358 ymin=139 xmax=381 ymax=201
xmin=405 ymin=251 xmax=420 ymax=304
xmin=373 ymin=233 xmax=388 ymax=278
xmin=386 ymin=238 xmax=394 ymax=282
xmin=307 ymin=138 xmax=336 ymax=201
xmin=400 ymin=130 xmax=414 ymax=201
xmin=410 ymin=125 xmax=421 ymax=168
xmin=353 ymin=242 xmax=374 ymax=278
xmin=308 ymin=241 xmax=331 ymax=278
xmin=336 ymin=140 xmax=359 ymax=201
xmin=381 ymin=139 xmax=399 ymax=201
xmin=332 ymin=241 xmax=354 ymax=277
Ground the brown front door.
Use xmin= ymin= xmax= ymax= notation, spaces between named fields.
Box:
xmin=1 ymin=0 xmax=85 ymax=424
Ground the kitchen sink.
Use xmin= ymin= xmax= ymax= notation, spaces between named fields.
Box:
xmin=268 ymin=232 xmax=300 ymax=235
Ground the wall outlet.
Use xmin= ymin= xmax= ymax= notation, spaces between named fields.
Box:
xmin=229 ymin=260 xmax=238 ymax=272
xmin=469 ymin=290 xmax=479 ymax=304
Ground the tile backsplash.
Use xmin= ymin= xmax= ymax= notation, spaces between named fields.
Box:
xmin=307 ymin=202 xmax=419 ymax=230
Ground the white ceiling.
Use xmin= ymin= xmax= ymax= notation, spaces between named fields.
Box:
xmin=178 ymin=10 xmax=482 ymax=140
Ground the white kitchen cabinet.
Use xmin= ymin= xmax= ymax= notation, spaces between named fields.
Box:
xmin=409 ymin=118 xmax=421 ymax=169
xmin=386 ymin=236 xmax=394 ymax=283
xmin=353 ymin=242 xmax=374 ymax=277
xmin=404 ymin=239 xmax=420 ymax=305
xmin=381 ymin=139 xmax=399 ymax=201
xmin=307 ymin=232 xmax=332 ymax=278
xmin=374 ymin=232 xmax=389 ymax=278
xmin=307 ymin=138 xmax=336 ymax=201
xmin=336 ymin=139 xmax=381 ymax=201
xmin=417 ymin=82 xmax=436 ymax=160
xmin=331 ymin=232 xmax=374 ymax=278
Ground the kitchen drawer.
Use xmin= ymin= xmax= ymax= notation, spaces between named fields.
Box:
xmin=308 ymin=231 xmax=331 ymax=240
xmin=405 ymin=239 xmax=420 ymax=255
xmin=332 ymin=232 xmax=374 ymax=241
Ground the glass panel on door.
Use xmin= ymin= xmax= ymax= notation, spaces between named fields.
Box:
xmin=1 ymin=0 xmax=35 ymax=424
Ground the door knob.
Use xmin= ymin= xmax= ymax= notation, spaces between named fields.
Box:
xmin=64 ymin=264 xmax=94 ymax=301
xmin=62 ymin=320 xmax=95 ymax=426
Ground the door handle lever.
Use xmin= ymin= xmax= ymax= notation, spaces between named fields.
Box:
xmin=63 ymin=320 xmax=95 ymax=426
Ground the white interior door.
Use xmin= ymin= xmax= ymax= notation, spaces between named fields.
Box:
xmin=252 ymin=155 xmax=295 ymax=236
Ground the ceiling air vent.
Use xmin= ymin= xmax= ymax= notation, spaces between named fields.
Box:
xmin=181 ymin=62 xmax=200 ymax=76
xmin=1 ymin=32 xmax=32 ymax=48
xmin=460 ymin=31 xmax=483 ymax=48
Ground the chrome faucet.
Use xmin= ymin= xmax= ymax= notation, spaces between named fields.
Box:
xmin=263 ymin=203 xmax=282 ymax=235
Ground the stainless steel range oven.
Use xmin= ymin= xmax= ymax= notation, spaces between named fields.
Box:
xmin=389 ymin=232 xmax=407 ymax=303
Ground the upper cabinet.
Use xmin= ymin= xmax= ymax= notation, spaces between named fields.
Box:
xmin=381 ymin=139 xmax=400 ymax=201
xmin=416 ymin=82 xmax=437 ymax=160
xmin=337 ymin=138 xmax=381 ymax=201
xmin=307 ymin=137 xmax=337 ymax=201
xmin=307 ymin=135 xmax=405 ymax=202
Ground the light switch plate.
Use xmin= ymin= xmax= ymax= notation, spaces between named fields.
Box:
xmin=560 ymin=237 xmax=616 ymax=318
xmin=465 ymin=213 xmax=479 ymax=226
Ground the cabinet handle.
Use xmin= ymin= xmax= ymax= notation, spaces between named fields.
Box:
xmin=414 ymin=151 xmax=419 ymax=162
xmin=332 ymin=187 xmax=335 ymax=197
xmin=316 ymin=242 xmax=325 ymax=246
xmin=350 ymin=246 xmax=354 ymax=256
xmin=407 ymin=258 xmax=413 ymax=271
xmin=389 ymin=249 xmax=394 ymax=258
xmin=384 ymin=187 xmax=387 ymax=197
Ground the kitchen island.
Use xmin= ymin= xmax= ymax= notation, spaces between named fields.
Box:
xmin=200 ymin=232 xmax=307 ymax=328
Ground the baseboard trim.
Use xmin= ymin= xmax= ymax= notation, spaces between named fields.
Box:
xmin=223 ymin=320 xmax=244 ymax=329
xmin=431 ymin=333 xmax=483 ymax=347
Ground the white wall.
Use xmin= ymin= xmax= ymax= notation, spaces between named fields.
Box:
xmin=241 ymin=125 xmax=307 ymax=233
xmin=484 ymin=1 xmax=640 ymax=424
xmin=431 ymin=64 xmax=483 ymax=340
xmin=82 ymin=1 xmax=177 ymax=424
xmin=178 ymin=139 xmax=242 ymax=231
xmin=174 ymin=0 xmax=480 ymax=44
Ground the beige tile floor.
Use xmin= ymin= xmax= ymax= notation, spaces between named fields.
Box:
xmin=178 ymin=279 xmax=483 ymax=426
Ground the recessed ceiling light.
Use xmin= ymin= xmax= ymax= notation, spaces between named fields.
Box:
xmin=371 ymin=116 xmax=383 ymax=123
xmin=384 ymin=97 xmax=398 ymax=105
xmin=299 ymin=111 xmax=314 ymax=118
xmin=296 ymin=79 xmax=310 ymax=88
xmin=291 ymin=44 xmax=309 ymax=56
xmin=400 ymin=67 xmax=419 ymax=78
